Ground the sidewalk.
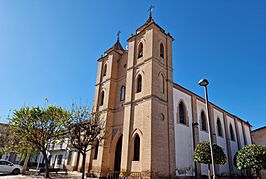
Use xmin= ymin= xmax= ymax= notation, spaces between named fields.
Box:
xmin=0 ymin=171 xmax=95 ymax=179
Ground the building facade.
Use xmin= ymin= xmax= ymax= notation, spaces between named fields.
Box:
xmin=252 ymin=127 xmax=266 ymax=178
xmin=35 ymin=138 xmax=75 ymax=170
xmin=0 ymin=123 xmax=20 ymax=164
xmin=67 ymin=14 xmax=253 ymax=178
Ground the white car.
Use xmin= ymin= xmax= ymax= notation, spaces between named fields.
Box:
xmin=0 ymin=159 xmax=22 ymax=175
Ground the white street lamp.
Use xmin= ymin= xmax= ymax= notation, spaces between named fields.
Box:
xmin=199 ymin=79 xmax=216 ymax=179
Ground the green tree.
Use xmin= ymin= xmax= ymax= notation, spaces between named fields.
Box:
xmin=68 ymin=105 xmax=105 ymax=179
xmin=193 ymin=141 xmax=226 ymax=179
xmin=0 ymin=123 xmax=33 ymax=174
xmin=235 ymin=144 xmax=266 ymax=179
xmin=8 ymin=106 xmax=71 ymax=178
xmin=3 ymin=129 xmax=34 ymax=174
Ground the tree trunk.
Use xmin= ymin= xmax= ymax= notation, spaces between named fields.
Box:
xmin=256 ymin=169 xmax=261 ymax=179
xmin=208 ymin=164 xmax=211 ymax=179
xmin=247 ymin=169 xmax=252 ymax=179
xmin=19 ymin=151 xmax=25 ymax=164
xmin=81 ymin=153 xmax=86 ymax=179
xmin=22 ymin=150 xmax=31 ymax=174
xmin=43 ymin=152 xmax=50 ymax=178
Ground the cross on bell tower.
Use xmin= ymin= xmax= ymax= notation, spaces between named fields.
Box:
xmin=116 ymin=30 xmax=121 ymax=41
xmin=148 ymin=4 xmax=155 ymax=18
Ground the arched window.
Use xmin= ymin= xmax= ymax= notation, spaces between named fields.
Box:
xmin=133 ymin=134 xmax=140 ymax=161
xmin=217 ymin=118 xmax=223 ymax=137
xmin=103 ymin=64 xmax=107 ymax=76
xmin=201 ymin=111 xmax=207 ymax=131
xmin=94 ymin=141 xmax=99 ymax=159
xmin=179 ymin=102 xmax=186 ymax=124
xmin=100 ymin=91 xmax=104 ymax=106
xmin=159 ymin=73 xmax=165 ymax=94
xmin=160 ymin=43 xmax=164 ymax=58
xmin=136 ymin=75 xmax=142 ymax=93
xmin=160 ymin=113 xmax=165 ymax=121
xmin=120 ymin=86 xmax=125 ymax=101
xmin=230 ymin=124 xmax=235 ymax=141
xmin=138 ymin=43 xmax=143 ymax=58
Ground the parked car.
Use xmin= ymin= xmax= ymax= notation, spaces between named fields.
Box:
xmin=0 ymin=159 xmax=22 ymax=174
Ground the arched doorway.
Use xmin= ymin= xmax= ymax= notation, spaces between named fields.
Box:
xmin=114 ymin=135 xmax=122 ymax=172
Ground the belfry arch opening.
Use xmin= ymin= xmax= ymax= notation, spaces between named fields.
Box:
xmin=114 ymin=135 xmax=123 ymax=172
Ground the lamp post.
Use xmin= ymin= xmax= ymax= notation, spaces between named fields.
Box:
xmin=192 ymin=122 xmax=199 ymax=179
xmin=198 ymin=79 xmax=215 ymax=179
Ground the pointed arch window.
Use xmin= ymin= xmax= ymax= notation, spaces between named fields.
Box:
xmin=159 ymin=73 xmax=165 ymax=94
xmin=160 ymin=113 xmax=165 ymax=121
xmin=230 ymin=124 xmax=235 ymax=141
xmin=133 ymin=134 xmax=140 ymax=161
xmin=136 ymin=75 xmax=142 ymax=93
xmin=217 ymin=118 xmax=223 ymax=137
xmin=138 ymin=43 xmax=143 ymax=58
xmin=103 ymin=64 xmax=107 ymax=77
xmin=178 ymin=102 xmax=186 ymax=124
xmin=201 ymin=111 xmax=207 ymax=131
xmin=120 ymin=85 xmax=125 ymax=101
xmin=100 ymin=91 xmax=104 ymax=106
xmin=94 ymin=141 xmax=99 ymax=160
xmin=160 ymin=43 xmax=164 ymax=58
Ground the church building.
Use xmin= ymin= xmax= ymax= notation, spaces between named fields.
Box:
xmin=67 ymin=11 xmax=252 ymax=179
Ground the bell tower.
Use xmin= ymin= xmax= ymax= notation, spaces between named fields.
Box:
xmin=120 ymin=8 xmax=176 ymax=178
xmin=89 ymin=7 xmax=176 ymax=178
xmin=90 ymin=32 xmax=127 ymax=177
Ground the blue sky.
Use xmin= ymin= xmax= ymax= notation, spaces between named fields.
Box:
xmin=0 ymin=0 xmax=265 ymax=129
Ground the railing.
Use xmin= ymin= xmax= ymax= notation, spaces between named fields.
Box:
xmin=47 ymin=143 xmax=67 ymax=150
xmin=107 ymin=171 xmax=120 ymax=179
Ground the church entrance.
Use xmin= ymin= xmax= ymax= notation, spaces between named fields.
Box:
xmin=114 ymin=135 xmax=122 ymax=172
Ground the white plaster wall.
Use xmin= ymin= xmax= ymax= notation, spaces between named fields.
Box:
xmin=243 ymin=125 xmax=252 ymax=144
xmin=48 ymin=150 xmax=68 ymax=169
xmin=65 ymin=150 xmax=74 ymax=166
xmin=173 ymin=88 xmax=194 ymax=176
xmin=70 ymin=151 xmax=79 ymax=166
xmin=196 ymin=100 xmax=210 ymax=176
xmin=213 ymin=109 xmax=230 ymax=176
xmin=172 ymin=88 xmax=252 ymax=177
xmin=226 ymin=116 xmax=239 ymax=174
xmin=236 ymin=121 xmax=245 ymax=148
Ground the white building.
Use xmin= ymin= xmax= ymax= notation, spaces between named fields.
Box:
xmin=36 ymin=139 xmax=75 ymax=170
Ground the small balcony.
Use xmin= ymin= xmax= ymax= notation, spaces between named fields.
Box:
xmin=47 ymin=143 xmax=67 ymax=151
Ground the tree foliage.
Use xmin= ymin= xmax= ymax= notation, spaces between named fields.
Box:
xmin=193 ymin=141 xmax=227 ymax=165
xmin=8 ymin=105 xmax=71 ymax=178
xmin=4 ymin=126 xmax=33 ymax=154
xmin=235 ymin=144 xmax=266 ymax=171
xmin=0 ymin=124 xmax=9 ymax=155
xmin=3 ymin=125 xmax=35 ymax=174
xmin=68 ymin=105 xmax=105 ymax=179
